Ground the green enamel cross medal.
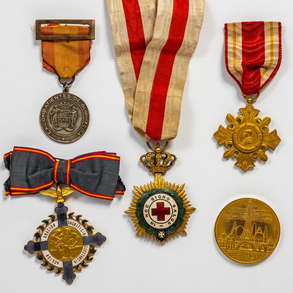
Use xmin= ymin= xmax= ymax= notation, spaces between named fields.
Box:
xmin=106 ymin=0 xmax=203 ymax=246
xmin=24 ymin=186 xmax=106 ymax=284
xmin=125 ymin=142 xmax=195 ymax=245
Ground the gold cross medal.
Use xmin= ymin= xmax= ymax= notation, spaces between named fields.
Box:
xmin=106 ymin=0 xmax=204 ymax=244
xmin=214 ymin=22 xmax=282 ymax=171
xmin=4 ymin=147 xmax=125 ymax=284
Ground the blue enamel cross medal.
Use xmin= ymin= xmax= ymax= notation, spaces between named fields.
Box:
xmin=4 ymin=147 xmax=125 ymax=284
xmin=24 ymin=186 xmax=106 ymax=284
xmin=125 ymin=142 xmax=196 ymax=245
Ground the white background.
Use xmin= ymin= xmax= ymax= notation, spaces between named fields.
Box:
xmin=0 ymin=0 xmax=291 ymax=292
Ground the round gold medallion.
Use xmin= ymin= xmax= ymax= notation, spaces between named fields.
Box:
xmin=47 ymin=226 xmax=84 ymax=262
xmin=215 ymin=198 xmax=280 ymax=264
xmin=233 ymin=123 xmax=263 ymax=153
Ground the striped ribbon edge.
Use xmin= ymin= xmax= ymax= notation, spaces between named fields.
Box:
xmin=53 ymin=160 xmax=59 ymax=183
xmin=4 ymin=147 xmax=55 ymax=196
xmin=224 ymin=23 xmax=241 ymax=90
xmin=71 ymin=154 xmax=120 ymax=164
xmin=70 ymin=183 xmax=115 ymax=200
xmin=224 ymin=22 xmax=282 ymax=95
xmin=13 ymin=146 xmax=56 ymax=163
xmin=10 ymin=181 xmax=54 ymax=196
xmin=66 ymin=160 xmax=71 ymax=185
xmin=53 ymin=159 xmax=71 ymax=184
xmin=115 ymin=190 xmax=125 ymax=195
xmin=3 ymin=151 xmax=12 ymax=159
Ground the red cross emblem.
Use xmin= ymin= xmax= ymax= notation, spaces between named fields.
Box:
xmin=151 ymin=202 xmax=170 ymax=221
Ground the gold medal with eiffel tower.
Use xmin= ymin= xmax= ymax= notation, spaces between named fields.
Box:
xmin=125 ymin=142 xmax=196 ymax=245
xmin=215 ymin=198 xmax=280 ymax=264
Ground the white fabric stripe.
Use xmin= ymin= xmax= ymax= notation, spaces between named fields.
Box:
xmin=226 ymin=23 xmax=235 ymax=81
xmin=138 ymin=0 xmax=156 ymax=47
xmin=226 ymin=23 xmax=242 ymax=84
xmin=106 ymin=0 xmax=138 ymax=120
xmin=161 ymin=0 xmax=204 ymax=140
xmin=260 ymin=22 xmax=272 ymax=79
xmin=260 ymin=22 xmax=280 ymax=87
xmin=132 ymin=0 xmax=174 ymax=140
xmin=234 ymin=23 xmax=243 ymax=83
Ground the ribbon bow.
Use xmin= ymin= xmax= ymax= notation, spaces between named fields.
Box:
xmin=4 ymin=147 xmax=125 ymax=200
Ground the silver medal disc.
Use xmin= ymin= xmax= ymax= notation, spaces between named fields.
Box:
xmin=40 ymin=92 xmax=90 ymax=143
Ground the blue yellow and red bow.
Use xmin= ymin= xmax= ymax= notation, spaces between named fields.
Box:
xmin=4 ymin=147 xmax=125 ymax=200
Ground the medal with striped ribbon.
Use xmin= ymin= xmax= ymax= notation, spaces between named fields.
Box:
xmin=36 ymin=20 xmax=95 ymax=143
xmin=214 ymin=22 xmax=282 ymax=171
xmin=4 ymin=147 xmax=125 ymax=283
xmin=106 ymin=0 xmax=204 ymax=244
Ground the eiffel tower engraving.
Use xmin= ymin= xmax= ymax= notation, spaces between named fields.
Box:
xmin=236 ymin=200 xmax=256 ymax=250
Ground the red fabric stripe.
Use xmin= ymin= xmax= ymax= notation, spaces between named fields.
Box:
xmin=11 ymin=181 xmax=53 ymax=191
xmin=241 ymin=22 xmax=265 ymax=95
xmin=4 ymin=152 xmax=11 ymax=159
xmin=122 ymin=0 xmax=146 ymax=80
xmin=70 ymin=183 xmax=114 ymax=200
xmin=71 ymin=154 xmax=119 ymax=164
xmin=146 ymin=0 xmax=189 ymax=141
xmin=53 ymin=161 xmax=59 ymax=183
xmin=66 ymin=160 xmax=71 ymax=185
xmin=11 ymin=191 xmax=38 ymax=196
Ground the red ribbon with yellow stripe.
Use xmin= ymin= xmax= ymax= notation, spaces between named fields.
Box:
xmin=106 ymin=0 xmax=204 ymax=141
xmin=225 ymin=21 xmax=282 ymax=95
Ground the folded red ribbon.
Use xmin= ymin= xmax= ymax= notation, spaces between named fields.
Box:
xmin=225 ymin=21 xmax=282 ymax=95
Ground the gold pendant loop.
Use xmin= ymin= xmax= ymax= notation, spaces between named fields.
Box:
xmin=241 ymin=91 xmax=260 ymax=104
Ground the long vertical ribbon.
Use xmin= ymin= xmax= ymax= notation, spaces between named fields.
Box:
xmin=106 ymin=0 xmax=204 ymax=141
xmin=225 ymin=21 xmax=282 ymax=95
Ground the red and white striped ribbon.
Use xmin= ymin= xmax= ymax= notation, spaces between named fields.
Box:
xmin=225 ymin=22 xmax=282 ymax=96
xmin=106 ymin=0 xmax=204 ymax=141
